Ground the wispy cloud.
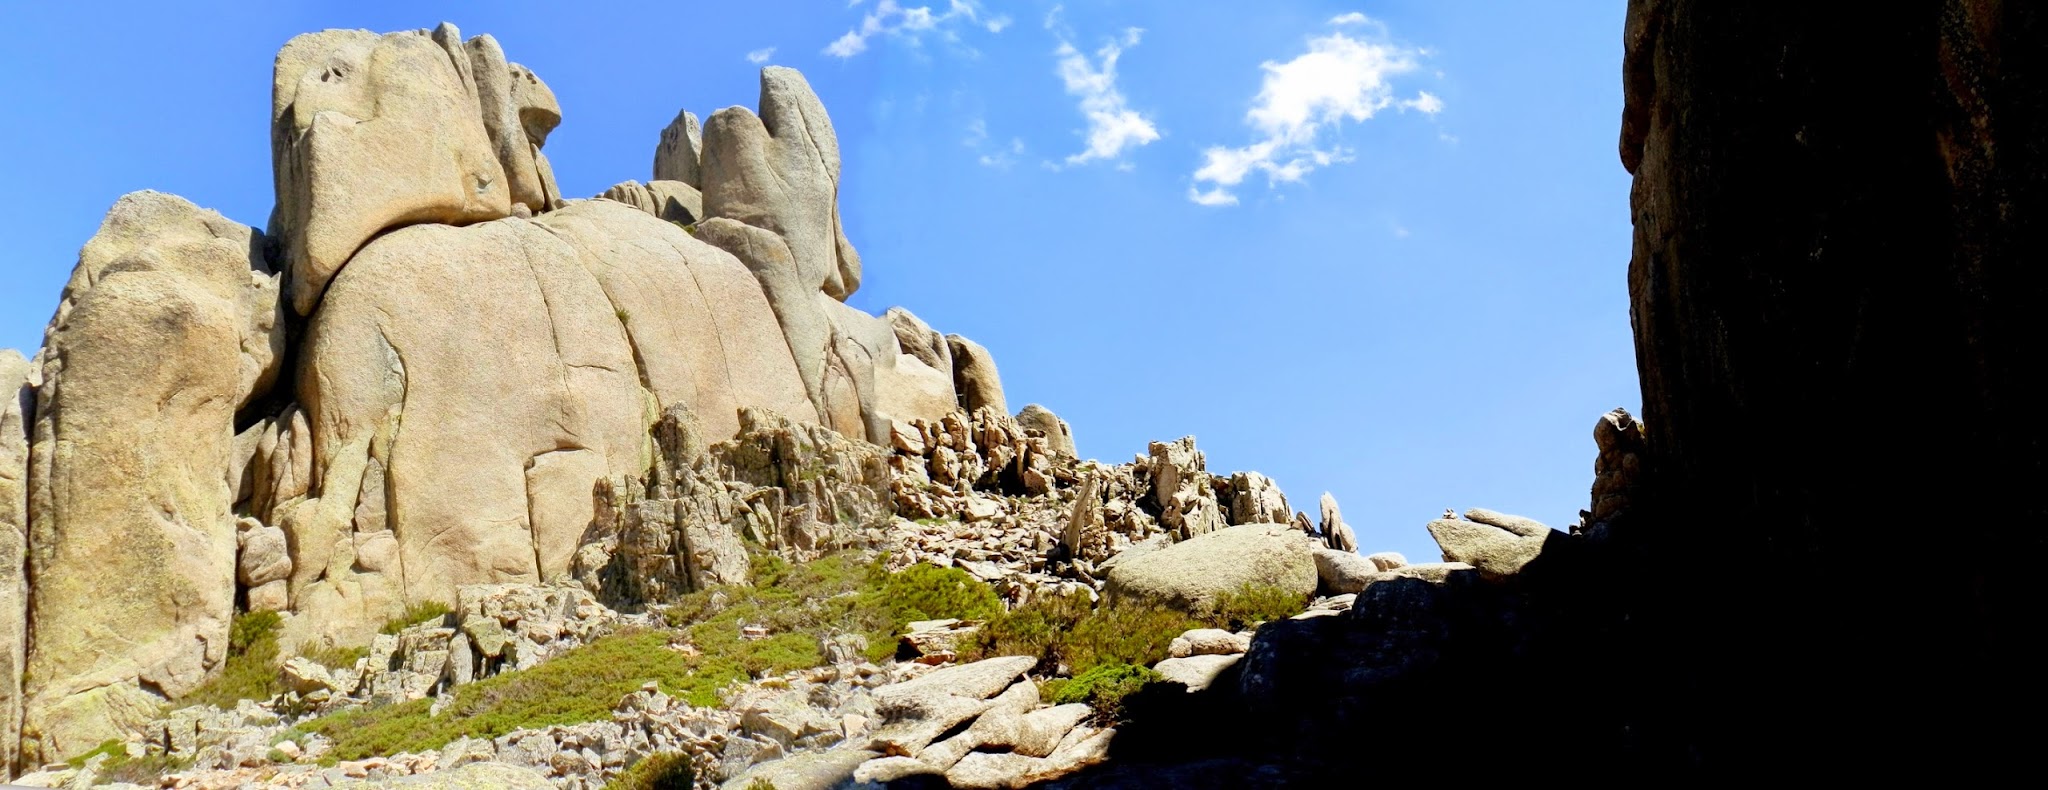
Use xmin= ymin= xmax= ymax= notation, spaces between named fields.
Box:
xmin=965 ymin=117 xmax=1026 ymax=169
xmin=824 ymin=0 xmax=1005 ymax=58
xmin=1189 ymin=14 xmax=1441 ymax=206
xmin=746 ymin=47 xmax=777 ymax=64
xmin=1051 ymin=26 xmax=1160 ymax=167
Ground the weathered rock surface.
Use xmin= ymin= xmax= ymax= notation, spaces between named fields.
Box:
xmin=654 ymin=109 xmax=704 ymax=187
xmin=1311 ymin=547 xmax=1378 ymax=594
xmin=1168 ymin=629 xmax=1250 ymax=659
xmin=869 ymin=656 xmax=1035 ymax=758
xmin=1104 ymin=524 xmax=1316 ymax=613
xmin=21 ymin=192 xmax=284 ymax=764
xmin=1154 ymin=653 xmax=1240 ymax=692
xmin=598 ymin=179 xmax=703 ymax=226
xmin=1227 ymin=472 xmax=1290 ymax=527
xmin=1016 ymin=404 xmax=1076 ymax=458
xmin=1318 ymin=493 xmax=1357 ymax=552
xmin=946 ymin=335 xmax=1007 ymax=415
xmin=885 ymin=307 xmax=952 ymax=379
xmin=1 ymin=349 xmax=29 ymax=774
xmin=1149 ymin=437 xmax=1223 ymax=540
xmin=701 ymin=67 xmax=861 ymax=302
xmin=270 ymin=25 xmax=511 ymax=315
xmin=1426 ymin=510 xmax=1555 ymax=580
xmin=333 ymin=762 xmax=554 ymax=789
xmin=290 ymin=216 xmax=648 ymax=642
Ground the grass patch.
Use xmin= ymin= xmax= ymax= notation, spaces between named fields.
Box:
xmin=182 ymin=610 xmax=283 ymax=709
xmin=379 ymin=600 xmax=455 ymax=635
xmin=605 ymin=750 xmax=695 ymax=790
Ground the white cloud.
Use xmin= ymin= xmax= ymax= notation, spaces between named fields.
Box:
xmin=1189 ymin=15 xmax=1441 ymax=205
xmin=1054 ymin=27 xmax=1160 ymax=166
xmin=823 ymin=0 xmax=1005 ymax=58
xmin=746 ymin=47 xmax=777 ymax=64
xmin=1187 ymin=186 xmax=1238 ymax=206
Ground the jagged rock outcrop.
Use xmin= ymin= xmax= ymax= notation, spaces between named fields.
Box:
xmin=577 ymin=405 xmax=891 ymax=609
xmin=654 ymin=110 xmax=704 ymax=187
xmin=1424 ymin=508 xmax=1559 ymax=581
xmin=1 ymin=350 xmax=29 ymax=775
xmin=20 ymin=192 xmax=285 ymax=764
xmin=1148 ymin=437 xmax=1223 ymax=540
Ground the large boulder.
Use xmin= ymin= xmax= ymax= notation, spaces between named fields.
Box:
xmin=1016 ymin=404 xmax=1076 ymax=458
xmin=21 ymin=192 xmax=284 ymax=763
xmin=1 ymin=349 xmax=30 ymax=774
xmin=270 ymin=25 xmax=507 ymax=315
xmin=271 ymin=24 xmax=566 ymax=315
xmin=1104 ymin=523 xmax=1317 ymax=613
xmin=946 ymin=334 xmax=1007 ymax=415
xmin=1425 ymin=509 xmax=1556 ymax=580
xmin=886 ymin=307 xmax=953 ymax=377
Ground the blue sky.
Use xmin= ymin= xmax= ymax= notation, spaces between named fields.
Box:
xmin=0 ymin=1 xmax=1636 ymax=563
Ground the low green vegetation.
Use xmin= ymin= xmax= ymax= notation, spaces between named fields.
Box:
xmin=183 ymin=610 xmax=283 ymax=709
xmin=963 ymin=583 xmax=1308 ymax=718
xmin=294 ymin=628 xmax=698 ymax=761
xmin=294 ymin=554 xmax=1003 ymax=761
xmin=379 ymin=600 xmax=455 ymax=635
xmin=1042 ymin=662 xmax=1161 ymax=711
xmin=664 ymin=553 xmax=1001 ymax=671
xmin=65 ymin=739 xmax=189 ymax=784
xmin=604 ymin=750 xmax=695 ymax=790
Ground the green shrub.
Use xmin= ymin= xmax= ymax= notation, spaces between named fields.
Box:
xmin=877 ymin=562 xmax=1002 ymax=626
xmin=183 ymin=610 xmax=283 ymax=709
xmin=963 ymin=591 xmax=1200 ymax=677
xmin=1042 ymin=662 xmax=1160 ymax=719
xmin=379 ymin=600 xmax=455 ymax=635
xmin=606 ymin=751 xmax=695 ymax=790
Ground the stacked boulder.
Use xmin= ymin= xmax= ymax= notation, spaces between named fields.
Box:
xmin=0 ymin=23 xmax=1023 ymax=767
